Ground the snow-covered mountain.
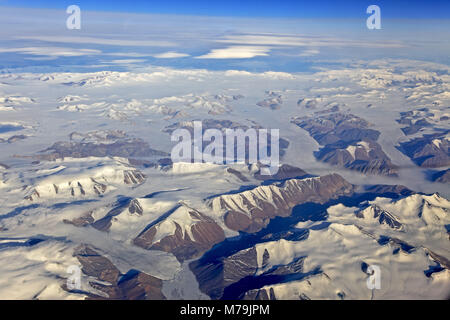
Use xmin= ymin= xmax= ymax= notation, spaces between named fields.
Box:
xmin=0 ymin=59 xmax=449 ymax=300
xmin=0 ymin=157 xmax=145 ymax=202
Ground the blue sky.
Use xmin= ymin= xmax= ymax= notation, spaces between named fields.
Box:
xmin=0 ymin=2 xmax=448 ymax=73
xmin=2 ymin=0 xmax=450 ymax=19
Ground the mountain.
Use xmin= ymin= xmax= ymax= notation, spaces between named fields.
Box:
xmin=32 ymin=130 xmax=168 ymax=161
xmin=292 ymin=113 xmax=398 ymax=176
xmin=191 ymin=193 xmax=450 ymax=300
xmin=432 ymin=168 xmax=450 ymax=183
xmin=398 ymin=131 xmax=450 ymax=168
xmin=133 ymin=204 xmax=225 ymax=262
xmin=70 ymin=245 xmax=166 ymax=300
xmin=15 ymin=158 xmax=146 ymax=201
xmin=208 ymin=173 xmax=354 ymax=233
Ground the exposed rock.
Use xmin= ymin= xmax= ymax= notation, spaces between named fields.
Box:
xmin=254 ymin=164 xmax=309 ymax=181
xmin=25 ymin=166 xmax=143 ymax=201
xmin=190 ymin=245 xmax=307 ymax=300
xmin=292 ymin=113 xmax=398 ymax=176
xmin=397 ymin=131 xmax=449 ymax=168
xmin=432 ymin=168 xmax=450 ymax=183
xmin=128 ymin=157 xmax=172 ymax=169
xmin=257 ymin=92 xmax=283 ymax=110
xmin=297 ymin=98 xmax=321 ymax=109
xmin=397 ymin=107 xmax=449 ymax=136
xmin=226 ymin=168 xmax=250 ymax=182
xmin=63 ymin=212 xmax=95 ymax=227
xmin=364 ymin=184 xmax=414 ymax=197
xmin=128 ymin=199 xmax=143 ymax=215
xmin=190 ymin=247 xmax=259 ymax=300
xmin=27 ymin=130 xmax=168 ymax=161
xmin=134 ymin=205 xmax=225 ymax=262
xmin=243 ymin=287 xmax=276 ymax=300
xmin=163 ymin=119 xmax=290 ymax=159
xmin=123 ymin=170 xmax=146 ymax=185
xmin=263 ymin=256 xmax=305 ymax=276
xmin=0 ymin=135 xmax=28 ymax=144
xmin=208 ymin=174 xmax=354 ymax=233
xmin=292 ymin=113 xmax=379 ymax=145
xmin=356 ymin=205 xmax=403 ymax=230
xmin=71 ymin=245 xmax=165 ymax=300
xmin=74 ymin=245 xmax=121 ymax=284
xmin=314 ymin=104 xmax=340 ymax=115
xmin=315 ymin=140 xmax=398 ymax=176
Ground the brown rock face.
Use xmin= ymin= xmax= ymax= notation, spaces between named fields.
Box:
xmin=253 ymin=163 xmax=308 ymax=181
xmin=292 ymin=113 xmax=398 ymax=176
xmin=71 ymin=244 xmax=166 ymax=300
xmin=133 ymin=206 xmax=225 ymax=262
xmin=190 ymin=247 xmax=259 ymax=300
xmin=117 ymin=270 xmax=166 ymax=300
xmin=397 ymin=131 xmax=450 ymax=168
xmin=74 ymin=245 xmax=120 ymax=284
xmin=209 ymin=174 xmax=354 ymax=233
xmin=433 ymin=168 xmax=450 ymax=183
xmin=243 ymin=287 xmax=277 ymax=300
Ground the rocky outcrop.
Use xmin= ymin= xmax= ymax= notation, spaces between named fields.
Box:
xmin=163 ymin=119 xmax=290 ymax=159
xmin=190 ymin=247 xmax=260 ymax=300
xmin=253 ymin=164 xmax=309 ymax=181
xmin=397 ymin=131 xmax=449 ymax=168
xmin=292 ymin=113 xmax=398 ymax=176
xmin=243 ymin=287 xmax=277 ymax=300
xmin=208 ymin=174 xmax=354 ymax=233
xmin=432 ymin=168 xmax=450 ymax=183
xmin=190 ymin=245 xmax=307 ymax=300
xmin=133 ymin=205 xmax=225 ymax=262
xmin=25 ymin=167 xmax=144 ymax=201
xmin=71 ymin=245 xmax=165 ymax=300
xmin=356 ymin=204 xmax=403 ymax=230
xmin=257 ymin=92 xmax=283 ymax=110
xmin=364 ymin=184 xmax=413 ymax=197
xmin=397 ymin=107 xmax=449 ymax=136
xmin=29 ymin=130 xmax=168 ymax=161
xmin=316 ymin=140 xmax=397 ymax=176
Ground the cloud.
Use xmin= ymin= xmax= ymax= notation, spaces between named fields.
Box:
xmin=15 ymin=36 xmax=176 ymax=47
xmin=216 ymin=34 xmax=406 ymax=49
xmin=105 ymin=52 xmax=151 ymax=58
xmin=152 ymin=51 xmax=190 ymax=58
xmin=299 ymin=49 xmax=320 ymax=57
xmin=0 ymin=47 xmax=101 ymax=57
xmin=196 ymin=46 xmax=270 ymax=59
xmin=107 ymin=59 xmax=147 ymax=64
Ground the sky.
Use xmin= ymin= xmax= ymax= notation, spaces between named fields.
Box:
xmin=0 ymin=1 xmax=448 ymax=73
xmin=2 ymin=0 xmax=450 ymax=19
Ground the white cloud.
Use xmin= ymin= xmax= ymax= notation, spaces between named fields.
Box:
xmin=105 ymin=52 xmax=151 ymax=58
xmin=217 ymin=34 xmax=406 ymax=49
xmin=299 ymin=49 xmax=320 ymax=57
xmin=0 ymin=47 xmax=101 ymax=57
xmin=107 ymin=59 xmax=147 ymax=64
xmin=196 ymin=46 xmax=270 ymax=59
xmin=152 ymin=51 xmax=190 ymax=58
xmin=15 ymin=36 xmax=175 ymax=47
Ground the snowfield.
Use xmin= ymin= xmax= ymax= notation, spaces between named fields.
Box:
xmin=0 ymin=59 xmax=449 ymax=299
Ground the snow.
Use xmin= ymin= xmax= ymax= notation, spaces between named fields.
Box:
xmin=254 ymin=221 xmax=450 ymax=299
xmin=0 ymin=58 xmax=448 ymax=299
